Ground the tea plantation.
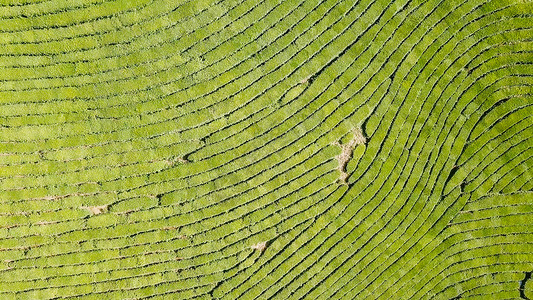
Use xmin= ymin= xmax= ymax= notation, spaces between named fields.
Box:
xmin=0 ymin=0 xmax=532 ymax=298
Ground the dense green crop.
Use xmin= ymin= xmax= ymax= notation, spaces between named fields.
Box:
xmin=0 ymin=0 xmax=532 ymax=298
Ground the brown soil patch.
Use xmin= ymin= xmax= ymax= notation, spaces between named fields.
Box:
xmin=82 ymin=205 xmax=109 ymax=215
xmin=299 ymin=75 xmax=313 ymax=84
xmin=335 ymin=128 xmax=367 ymax=184
xmin=251 ymin=241 xmax=268 ymax=252
xmin=164 ymin=156 xmax=189 ymax=165
xmin=35 ymin=221 xmax=59 ymax=226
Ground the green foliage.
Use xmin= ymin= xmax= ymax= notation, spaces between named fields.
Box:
xmin=0 ymin=0 xmax=532 ymax=298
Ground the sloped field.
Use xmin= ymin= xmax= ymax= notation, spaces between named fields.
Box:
xmin=0 ymin=0 xmax=532 ymax=298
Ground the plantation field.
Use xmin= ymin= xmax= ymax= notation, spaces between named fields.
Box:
xmin=0 ymin=0 xmax=532 ymax=298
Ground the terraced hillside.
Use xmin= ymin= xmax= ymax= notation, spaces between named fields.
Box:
xmin=0 ymin=0 xmax=532 ymax=298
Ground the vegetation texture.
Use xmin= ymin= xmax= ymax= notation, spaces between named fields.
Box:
xmin=0 ymin=0 xmax=532 ymax=298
